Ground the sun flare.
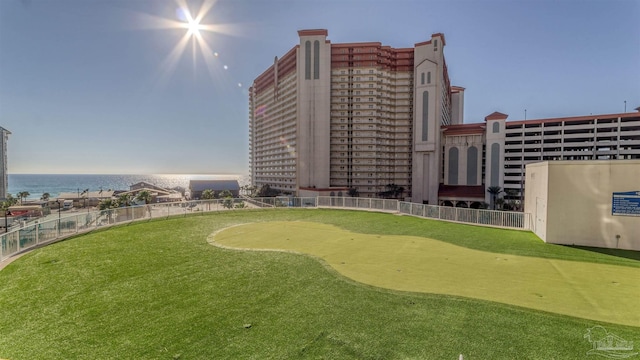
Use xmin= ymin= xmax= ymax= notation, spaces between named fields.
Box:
xmin=186 ymin=18 xmax=202 ymax=37
xmin=133 ymin=0 xmax=242 ymax=86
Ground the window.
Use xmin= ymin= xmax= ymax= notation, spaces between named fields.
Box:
xmin=427 ymin=72 xmax=431 ymax=84
xmin=467 ymin=146 xmax=478 ymax=185
xmin=421 ymin=72 xmax=425 ymax=85
xmin=314 ymin=40 xmax=320 ymax=79
xmin=490 ymin=143 xmax=500 ymax=186
xmin=422 ymin=91 xmax=429 ymax=141
xmin=493 ymin=122 xmax=500 ymax=133
xmin=304 ymin=41 xmax=311 ymax=79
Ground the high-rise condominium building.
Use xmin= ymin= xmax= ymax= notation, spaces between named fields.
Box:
xmin=249 ymin=29 xmax=640 ymax=207
xmin=249 ymin=29 xmax=464 ymax=203
xmin=0 ymin=127 xmax=10 ymax=199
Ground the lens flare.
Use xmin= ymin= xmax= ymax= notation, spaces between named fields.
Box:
xmin=132 ymin=0 xmax=248 ymax=88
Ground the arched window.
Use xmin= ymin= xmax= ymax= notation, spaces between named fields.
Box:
xmin=313 ymin=40 xmax=320 ymax=79
xmin=422 ymin=91 xmax=429 ymax=141
xmin=305 ymin=41 xmax=311 ymax=80
xmin=493 ymin=122 xmax=500 ymax=133
xmin=448 ymin=147 xmax=459 ymax=185
xmin=467 ymin=146 xmax=478 ymax=185
xmin=491 ymin=143 xmax=500 ymax=186
xmin=330 ymin=191 xmax=335 ymax=197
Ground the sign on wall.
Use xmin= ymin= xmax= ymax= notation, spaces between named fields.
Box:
xmin=612 ymin=191 xmax=640 ymax=216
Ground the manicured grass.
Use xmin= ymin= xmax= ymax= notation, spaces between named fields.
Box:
xmin=213 ymin=221 xmax=640 ymax=326
xmin=0 ymin=209 xmax=638 ymax=359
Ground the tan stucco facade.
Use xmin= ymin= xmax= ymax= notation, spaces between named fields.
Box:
xmin=525 ymin=160 xmax=640 ymax=250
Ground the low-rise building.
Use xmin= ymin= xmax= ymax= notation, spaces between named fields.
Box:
xmin=189 ymin=180 xmax=240 ymax=199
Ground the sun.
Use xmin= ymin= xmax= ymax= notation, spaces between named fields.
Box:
xmin=132 ymin=0 xmax=241 ymax=85
xmin=186 ymin=17 xmax=202 ymax=37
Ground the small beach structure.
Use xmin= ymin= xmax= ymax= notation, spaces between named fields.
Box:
xmin=189 ymin=180 xmax=240 ymax=199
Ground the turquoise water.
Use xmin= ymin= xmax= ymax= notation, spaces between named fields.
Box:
xmin=8 ymin=174 xmax=248 ymax=199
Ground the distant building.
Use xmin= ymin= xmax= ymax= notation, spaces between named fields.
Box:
xmin=0 ymin=127 xmax=10 ymax=199
xmin=249 ymin=29 xmax=640 ymax=206
xmin=525 ymin=160 xmax=640 ymax=251
xmin=189 ymin=180 xmax=240 ymax=199
xmin=439 ymin=111 xmax=640 ymax=208
xmin=249 ymin=29 xmax=462 ymax=201
xmin=57 ymin=190 xmax=115 ymax=208
xmin=130 ymin=181 xmax=170 ymax=193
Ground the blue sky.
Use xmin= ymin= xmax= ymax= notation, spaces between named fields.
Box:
xmin=1 ymin=0 xmax=638 ymax=175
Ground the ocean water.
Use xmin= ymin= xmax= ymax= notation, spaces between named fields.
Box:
xmin=8 ymin=174 xmax=248 ymax=200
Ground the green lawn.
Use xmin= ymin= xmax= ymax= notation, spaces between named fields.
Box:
xmin=213 ymin=221 xmax=640 ymax=326
xmin=0 ymin=209 xmax=638 ymax=359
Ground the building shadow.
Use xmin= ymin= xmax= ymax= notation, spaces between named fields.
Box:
xmin=564 ymin=245 xmax=640 ymax=262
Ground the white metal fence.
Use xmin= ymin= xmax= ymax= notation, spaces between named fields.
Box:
xmin=317 ymin=197 xmax=530 ymax=229
xmin=1 ymin=197 xmax=531 ymax=263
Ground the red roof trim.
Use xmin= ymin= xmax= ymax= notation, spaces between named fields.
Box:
xmin=442 ymin=123 xmax=485 ymax=135
xmin=298 ymin=29 xmax=328 ymax=36
xmin=506 ymin=112 xmax=640 ymax=126
xmin=485 ymin=112 xmax=509 ymax=121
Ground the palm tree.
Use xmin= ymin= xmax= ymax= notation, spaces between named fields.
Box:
xmin=98 ymin=199 xmax=116 ymax=210
xmin=219 ymin=190 xmax=234 ymax=209
xmin=4 ymin=194 xmax=18 ymax=207
xmin=17 ymin=191 xmax=30 ymax=205
xmin=98 ymin=198 xmax=116 ymax=224
xmin=135 ymin=190 xmax=152 ymax=205
xmin=80 ymin=189 xmax=89 ymax=208
xmin=1 ymin=200 xmax=11 ymax=232
xmin=201 ymin=189 xmax=215 ymax=210
xmin=40 ymin=192 xmax=51 ymax=202
xmin=117 ymin=193 xmax=132 ymax=207
xmin=201 ymin=189 xmax=215 ymax=200
xmin=487 ymin=186 xmax=503 ymax=210
xmin=503 ymin=189 xmax=519 ymax=211
xmin=135 ymin=190 xmax=153 ymax=217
